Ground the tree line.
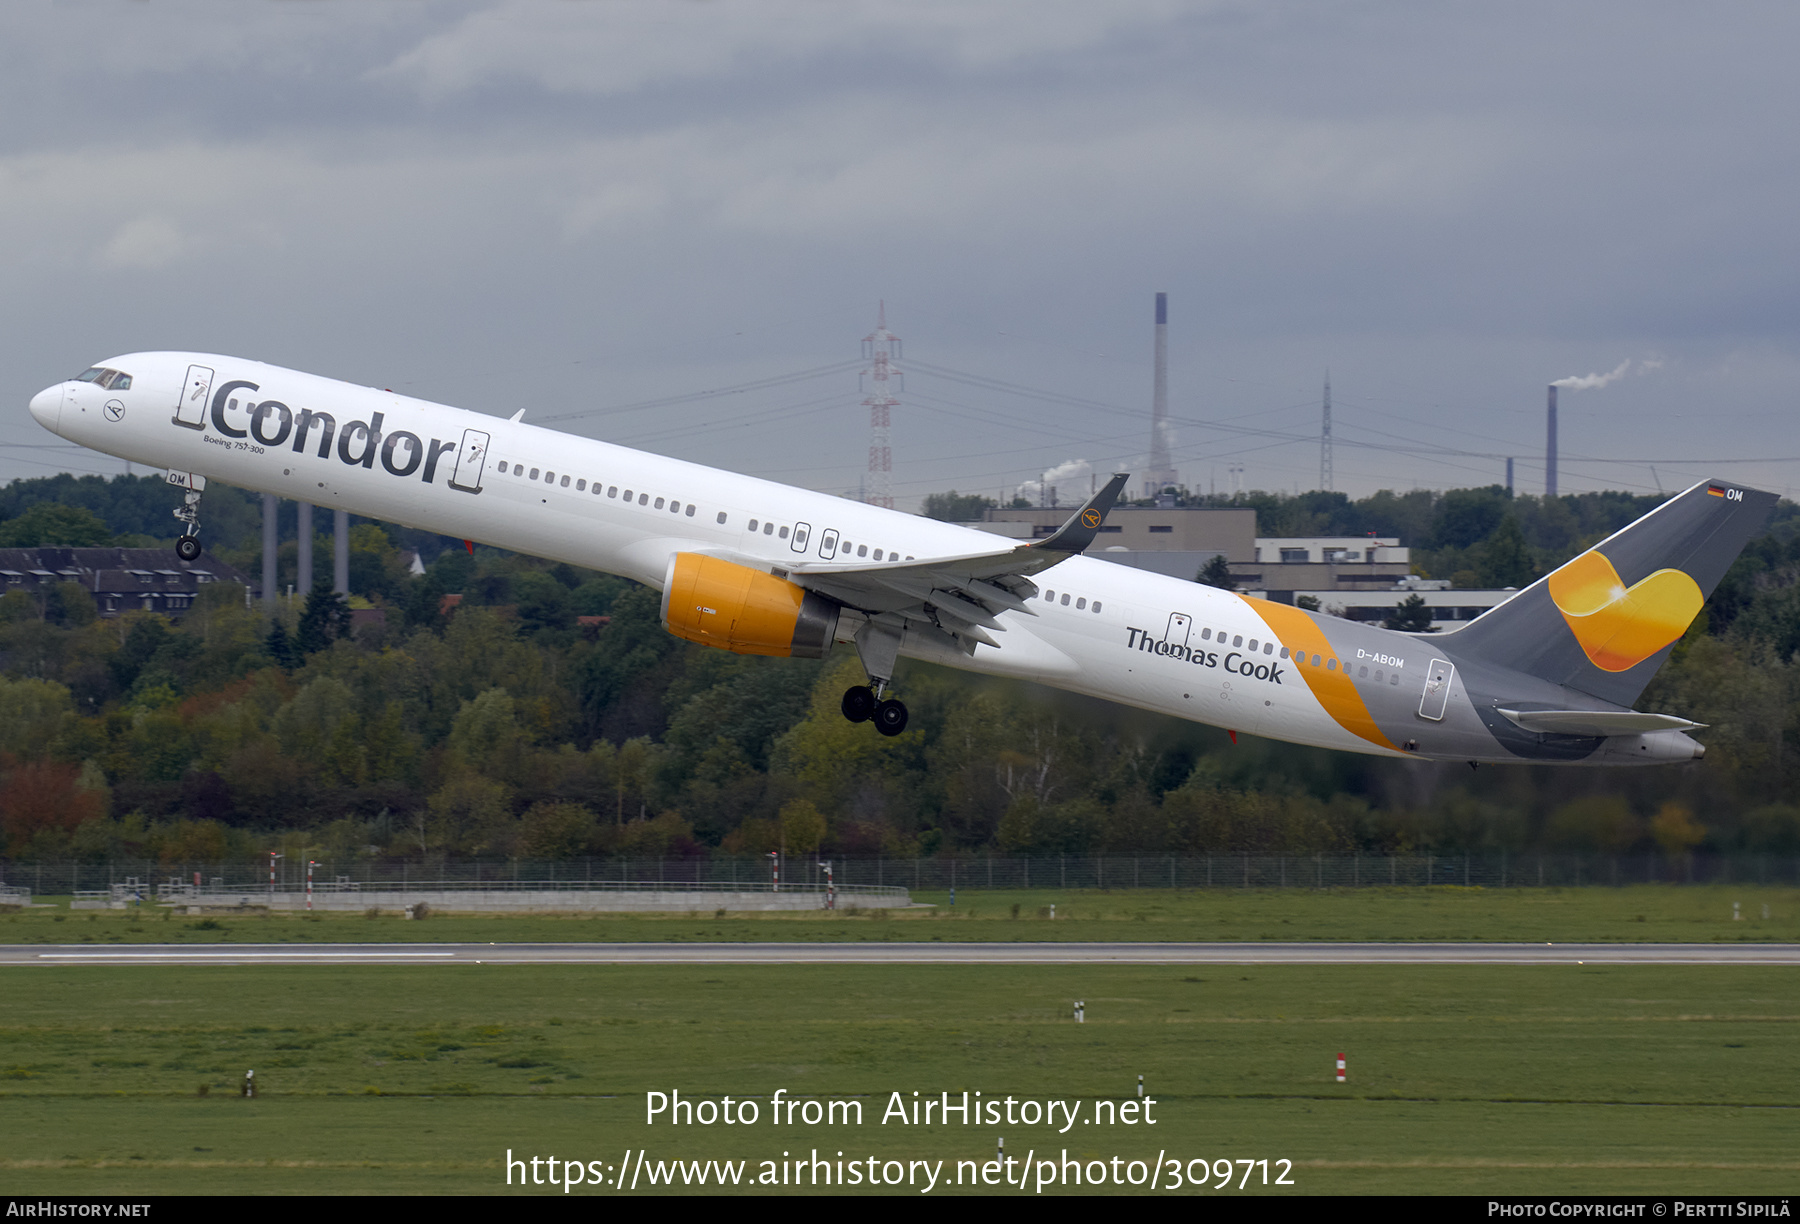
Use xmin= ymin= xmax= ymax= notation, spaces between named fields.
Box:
xmin=0 ymin=473 xmax=1797 ymax=865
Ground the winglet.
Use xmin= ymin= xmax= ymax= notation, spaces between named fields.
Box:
xmin=1030 ymin=472 xmax=1131 ymax=554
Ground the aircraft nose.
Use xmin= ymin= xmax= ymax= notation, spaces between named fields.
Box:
xmin=28 ymin=384 xmax=63 ymax=432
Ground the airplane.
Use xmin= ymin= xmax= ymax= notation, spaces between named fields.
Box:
xmin=27 ymin=352 xmax=1776 ymax=766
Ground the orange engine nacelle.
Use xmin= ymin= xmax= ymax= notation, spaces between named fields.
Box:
xmin=661 ymin=553 xmax=840 ymax=659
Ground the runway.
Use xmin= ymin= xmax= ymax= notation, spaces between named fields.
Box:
xmin=4 ymin=941 xmax=1797 ymax=966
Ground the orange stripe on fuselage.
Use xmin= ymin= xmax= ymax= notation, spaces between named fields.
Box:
xmin=1244 ymin=596 xmax=1400 ymax=752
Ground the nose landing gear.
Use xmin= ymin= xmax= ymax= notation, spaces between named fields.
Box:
xmin=168 ymin=471 xmax=206 ymax=562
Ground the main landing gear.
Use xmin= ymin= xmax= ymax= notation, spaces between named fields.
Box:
xmin=841 ymin=685 xmax=908 ymax=737
xmin=170 ymin=473 xmax=206 ymax=562
xmin=842 ymin=620 xmax=908 ymax=735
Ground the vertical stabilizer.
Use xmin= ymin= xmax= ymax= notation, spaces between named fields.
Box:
xmin=1445 ymin=480 xmax=1777 ymax=706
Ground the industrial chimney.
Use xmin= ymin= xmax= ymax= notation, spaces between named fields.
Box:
xmin=1144 ymin=292 xmax=1178 ymax=499
xmin=1545 ymin=384 xmax=1558 ymax=499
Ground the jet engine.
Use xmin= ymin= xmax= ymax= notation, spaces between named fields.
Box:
xmin=661 ymin=552 xmax=840 ymax=658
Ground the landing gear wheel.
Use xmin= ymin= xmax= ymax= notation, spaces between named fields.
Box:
xmin=175 ymin=534 xmax=202 ymax=562
xmin=841 ymin=685 xmax=875 ymax=723
xmin=873 ymin=699 xmax=909 ymax=737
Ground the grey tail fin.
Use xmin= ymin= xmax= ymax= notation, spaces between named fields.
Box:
xmin=1444 ymin=479 xmax=1777 ymax=706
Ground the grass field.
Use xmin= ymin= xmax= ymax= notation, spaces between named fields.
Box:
xmin=2 ymin=960 xmax=1797 ymax=1195
xmin=4 ymin=882 xmax=1797 ymax=944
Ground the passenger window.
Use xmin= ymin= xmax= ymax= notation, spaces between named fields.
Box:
xmin=545 ymin=471 xmax=555 ymax=482
xmin=1248 ymin=639 xmax=1258 ymax=651
xmin=1060 ymin=593 xmax=1070 ymax=605
xmin=716 ymin=512 xmax=727 ymax=524
xmin=498 ymin=461 xmax=509 ymax=474
xmin=764 ymin=522 xmax=775 ymax=535
xmin=1092 ymin=602 xmax=1102 ymax=613
xmin=1264 ymin=642 xmax=1273 ymax=654
xmin=1312 ymin=654 xmax=1322 ymax=666
xmin=593 ymin=483 xmax=603 ymax=495
xmin=1390 ymin=673 xmax=1400 ymax=685
xmin=608 ymin=486 xmax=618 ymax=498
xmin=670 ymin=501 xmax=680 ymax=513
xmin=686 ymin=505 xmax=696 ymax=517
xmin=871 ymin=547 xmax=880 ymax=559
xmin=561 ymin=475 xmax=571 ymax=488
xmin=576 ymin=478 xmax=585 ymax=491
xmin=1279 ymin=647 xmax=1288 ymax=659
xmin=1232 ymin=635 xmax=1242 ymax=647
xmin=1374 ymin=670 xmax=1384 ymax=682
xmin=530 ymin=468 xmax=540 ymax=480
xmin=654 ymin=497 xmax=664 ymax=509
xmin=779 ymin=526 xmax=789 ymax=539
xmin=1358 ymin=666 xmax=1368 ymax=678
xmin=1076 ymin=597 xmax=1086 ymax=609
xmin=749 ymin=519 xmax=759 ymax=531
xmin=639 ymin=494 xmax=648 ymax=505
xmin=624 ymin=489 xmax=634 ymax=501
xmin=1201 ymin=628 xmax=1211 ymax=640
xmin=1327 ymin=659 xmax=1337 ymax=671
xmin=1044 ymin=590 xmax=1055 ymax=601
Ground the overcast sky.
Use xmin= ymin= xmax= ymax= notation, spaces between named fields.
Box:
xmin=4 ymin=1 xmax=1798 ymax=509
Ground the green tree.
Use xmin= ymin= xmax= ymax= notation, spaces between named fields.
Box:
xmin=1196 ymin=555 xmax=1235 ymax=590
xmin=444 ymin=688 xmax=530 ymax=783
xmin=778 ymin=798 xmax=827 ymax=856
xmin=920 ymin=491 xmax=998 ymax=522
xmin=517 ymin=801 xmax=597 ymax=859
xmin=0 ymin=503 xmax=111 ymax=547
xmin=264 ymin=621 xmax=300 ymax=670
xmin=1383 ymin=593 xmax=1437 ymax=633
xmin=295 ymin=579 xmax=351 ymax=655
xmin=1475 ymin=516 xmax=1536 ymax=588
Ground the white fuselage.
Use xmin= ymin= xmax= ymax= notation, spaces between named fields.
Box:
xmin=28 ymin=351 xmax=1702 ymax=766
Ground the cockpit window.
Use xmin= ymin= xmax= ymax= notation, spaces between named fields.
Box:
xmin=75 ymin=367 xmax=131 ymax=390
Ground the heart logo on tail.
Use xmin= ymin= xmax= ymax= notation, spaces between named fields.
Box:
xmin=1547 ymin=550 xmax=1702 ymax=672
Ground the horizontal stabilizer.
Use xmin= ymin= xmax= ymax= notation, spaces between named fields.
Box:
xmin=1497 ymin=708 xmax=1705 ymax=737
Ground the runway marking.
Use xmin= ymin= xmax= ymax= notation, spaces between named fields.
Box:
xmin=36 ymin=951 xmax=455 ymax=960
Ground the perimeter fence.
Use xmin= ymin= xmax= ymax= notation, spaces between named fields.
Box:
xmin=4 ymin=853 xmax=1798 ymax=898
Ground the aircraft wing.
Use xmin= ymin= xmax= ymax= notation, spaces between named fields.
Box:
xmin=782 ymin=472 xmax=1130 ymax=651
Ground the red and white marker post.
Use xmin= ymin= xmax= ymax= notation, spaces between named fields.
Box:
xmin=1335 ymin=1053 xmax=1347 ymax=1083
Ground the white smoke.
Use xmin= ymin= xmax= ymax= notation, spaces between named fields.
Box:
xmin=1552 ymin=360 xmax=1631 ymax=391
xmin=1017 ymin=458 xmax=1092 ymax=507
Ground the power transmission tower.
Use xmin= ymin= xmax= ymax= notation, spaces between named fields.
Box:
xmin=1320 ymin=372 xmax=1333 ymax=492
xmin=860 ymin=304 xmax=902 ymax=509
